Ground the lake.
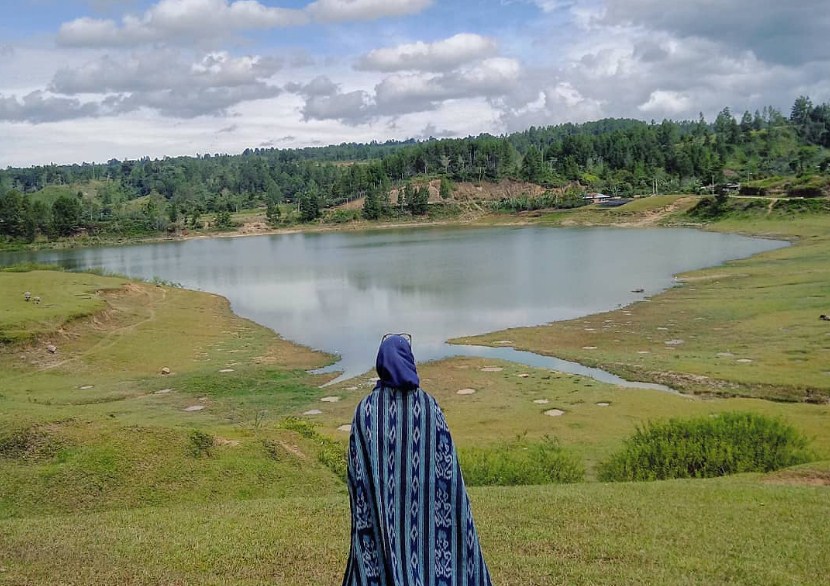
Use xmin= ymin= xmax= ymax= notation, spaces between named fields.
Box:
xmin=0 ymin=226 xmax=786 ymax=383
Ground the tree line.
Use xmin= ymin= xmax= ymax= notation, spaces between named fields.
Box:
xmin=1 ymin=96 xmax=828 ymax=242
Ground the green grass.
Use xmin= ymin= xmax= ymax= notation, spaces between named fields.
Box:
xmin=0 ymin=473 xmax=827 ymax=585
xmin=536 ymin=195 xmax=698 ymax=225
xmin=460 ymin=435 xmax=585 ymax=485
xmin=25 ymin=185 xmax=81 ymax=208
xmin=0 ymin=419 xmax=345 ymax=519
xmin=0 ymin=269 xmax=122 ymax=343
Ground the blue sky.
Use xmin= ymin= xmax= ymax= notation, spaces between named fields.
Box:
xmin=1 ymin=0 xmax=828 ymax=166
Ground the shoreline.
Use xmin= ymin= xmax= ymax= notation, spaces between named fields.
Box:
xmin=0 ymin=212 xmax=497 ymax=254
xmin=0 ymin=195 xmax=703 ymax=254
xmin=3 ymin=200 xmax=820 ymax=401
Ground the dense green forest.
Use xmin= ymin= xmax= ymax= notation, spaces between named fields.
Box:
xmin=1 ymin=96 xmax=829 ymax=243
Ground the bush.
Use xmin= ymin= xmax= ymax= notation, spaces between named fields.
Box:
xmin=213 ymin=210 xmax=235 ymax=230
xmin=188 ymin=429 xmax=214 ymax=458
xmin=459 ymin=436 xmax=584 ymax=486
xmin=324 ymin=209 xmax=361 ymax=224
xmin=0 ymin=424 xmax=68 ymax=462
xmin=687 ymin=196 xmax=772 ymax=220
xmin=598 ymin=412 xmax=812 ymax=482
xmin=490 ymin=192 xmax=584 ymax=212
xmin=280 ymin=416 xmax=317 ymax=439
xmin=773 ymin=198 xmax=830 ymax=215
xmin=280 ymin=416 xmax=347 ymax=481
xmin=787 ymin=186 xmax=824 ymax=198
xmin=739 ymin=185 xmax=768 ymax=196
xmin=318 ymin=438 xmax=348 ymax=481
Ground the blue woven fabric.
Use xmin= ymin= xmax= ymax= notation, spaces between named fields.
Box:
xmin=342 ymin=339 xmax=492 ymax=586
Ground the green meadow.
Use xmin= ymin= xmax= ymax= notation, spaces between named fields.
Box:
xmin=1 ymin=200 xmax=829 ymax=585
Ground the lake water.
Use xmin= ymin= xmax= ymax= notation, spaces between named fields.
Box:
xmin=0 ymin=226 xmax=785 ymax=384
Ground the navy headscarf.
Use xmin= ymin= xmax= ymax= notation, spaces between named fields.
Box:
xmin=375 ymin=335 xmax=420 ymax=390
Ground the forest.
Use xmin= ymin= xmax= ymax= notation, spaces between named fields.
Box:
xmin=1 ymin=95 xmax=828 ymax=242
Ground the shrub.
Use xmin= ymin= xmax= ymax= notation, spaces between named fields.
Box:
xmin=598 ymin=412 xmax=812 ymax=482
xmin=773 ymin=199 xmax=830 ymax=216
xmin=686 ymin=195 xmax=728 ymax=219
xmin=773 ymin=198 xmax=830 ymax=215
xmin=318 ymin=438 xmax=348 ymax=481
xmin=459 ymin=436 xmax=584 ymax=486
xmin=213 ymin=210 xmax=235 ymax=230
xmin=787 ymin=186 xmax=824 ymax=198
xmin=262 ymin=439 xmax=282 ymax=461
xmin=490 ymin=193 xmax=573 ymax=212
xmin=280 ymin=416 xmax=317 ymax=439
xmin=188 ymin=429 xmax=215 ymax=458
xmin=280 ymin=417 xmax=347 ymax=481
xmin=324 ymin=209 xmax=361 ymax=224
xmin=0 ymin=424 xmax=68 ymax=462
xmin=739 ymin=185 xmax=768 ymax=196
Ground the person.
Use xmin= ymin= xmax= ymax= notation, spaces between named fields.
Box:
xmin=342 ymin=334 xmax=493 ymax=586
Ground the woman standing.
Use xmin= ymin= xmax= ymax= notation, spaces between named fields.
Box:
xmin=342 ymin=334 xmax=492 ymax=586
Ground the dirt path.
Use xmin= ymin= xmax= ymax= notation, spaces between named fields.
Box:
xmin=616 ymin=197 xmax=696 ymax=227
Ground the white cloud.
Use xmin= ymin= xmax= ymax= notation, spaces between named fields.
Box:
xmin=530 ymin=0 xmax=570 ymax=12
xmin=603 ymin=0 xmax=830 ymax=65
xmin=373 ymin=73 xmax=445 ymax=114
xmin=191 ymin=52 xmax=284 ymax=86
xmin=357 ymin=33 xmax=497 ymax=72
xmin=307 ymin=0 xmax=432 ymax=23
xmin=286 ymin=75 xmax=340 ymax=97
xmin=498 ymin=80 xmax=605 ymax=131
xmin=638 ymin=90 xmax=691 ymax=115
xmin=291 ymin=56 xmax=522 ymax=123
xmin=491 ymin=7 xmax=828 ymax=129
xmin=414 ymin=122 xmax=455 ymax=139
xmin=4 ymin=0 xmax=830 ymax=167
xmin=0 ymin=91 xmax=101 ymax=123
xmin=453 ymin=57 xmax=521 ymax=92
xmin=302 ymin=91 xmax=372 ymax=123
xmin=289 ymin=76 xmax=373 ymax=123
xmin=36 ymin=49 xmax=282 ymax=120
xmin=57 ymin=0 xmax=309 ymax=47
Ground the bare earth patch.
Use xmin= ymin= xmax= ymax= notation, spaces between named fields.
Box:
xmin=277 ymin=440 xmax=308 ymax=460
xmin=763 ymin=468 xmax=830 ymax=487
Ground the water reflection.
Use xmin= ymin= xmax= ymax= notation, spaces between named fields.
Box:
xmin=0 ymin=226 xmax=786 ymax=383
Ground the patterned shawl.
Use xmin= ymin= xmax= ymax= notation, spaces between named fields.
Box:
xmin=342 ymin=336 xmax=492 ymax=586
